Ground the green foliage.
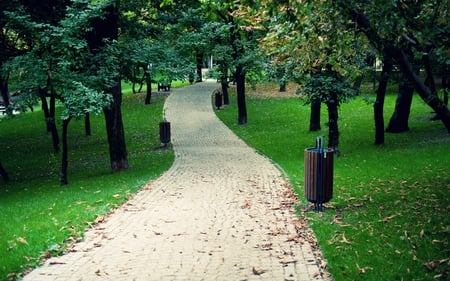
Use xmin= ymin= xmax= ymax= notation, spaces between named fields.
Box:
xmin=61 ymin=82 xmax=112 ymax=120
xmin=301 ymin=73 xmax=356 ymax=105
xmin=0 ymin=89 xmax=174 ymax=280
xmin=217 ymin=87 xmax=450 ymax=281
xmin=4 ymin=0 xmax=117 ymax=120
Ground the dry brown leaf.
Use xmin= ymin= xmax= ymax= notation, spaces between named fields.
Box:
xmin=17 ymin=237 xmax=28 ymax=245
xmin=341 ymin=233 xmax=352 ymax=245
xmin=252 ymin=266 xmax=266 ymax=275
xmin=279 ymin=258 xmax=297 ymax=265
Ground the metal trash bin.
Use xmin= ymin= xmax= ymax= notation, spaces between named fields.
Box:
xmin=304 ymin=137 xmax=334 ymax=211
xmin=159 ymin=120 xmax=171 ymax=146
xmin=214 ymin=91 xmax=223 ymax=110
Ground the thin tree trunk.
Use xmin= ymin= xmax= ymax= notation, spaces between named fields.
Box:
xmin=144 ymin=71 xmax=152 ymax=104
xmin=0 ymin=161 xmax=9 ymax=182
xmin=85 ymin=113 xmax=91 ymax=136
xmin=196 ymin=52 xmax=203 ymax=82
xmin=60 ymin=117 xmax=71 ymax=185
xmin=219 ymin=64 xmax=229 ymax=105
xmin=310 ymin=100 xmax=321 ymax=131
xmin=0 ymin=72 xmax=12 ymax=115
xmin=235 ymin=66 xmax=247 ymax=125
xmin=326 ymin=98 xmax=339 ymax=155
xmin=39 ymin=88 xmax=59 ymax=152
xmin=374 ymin=56 xmax=393 ymax=144
xmin=221 ymin=82 xmax=229 ymax=105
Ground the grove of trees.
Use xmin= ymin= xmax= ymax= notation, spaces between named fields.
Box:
xmin=1 ymin=0 xmax=448 ymax=183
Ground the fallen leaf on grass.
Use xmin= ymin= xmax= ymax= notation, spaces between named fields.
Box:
xmin=379 ymin=214 xmax=397 ymax=223
xmin=342 ymin=233 xmax=352 ymax=244
xmin=17 ymin=237 xmax=28 ymax=245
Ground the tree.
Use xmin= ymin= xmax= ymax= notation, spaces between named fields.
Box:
xmin=4 ymin=0 xmax=117 ymax=183
xmin=201 ymin=0 xmax=266 ymax=125
xmin=87 ymin=1 xmax=128 ymax=172
xmin=257 ymin=1 xmax=365 ymax=153
xmin=336 ymin=0 xmax=450 ymax=133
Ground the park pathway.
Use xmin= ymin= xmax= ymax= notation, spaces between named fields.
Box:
xmin=23 ymin=80 xmax=328 ymax=281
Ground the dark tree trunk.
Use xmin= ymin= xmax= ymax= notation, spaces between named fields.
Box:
xmin=0 ymin=72 xmax=12 ymax=115
xmin=144 ymin=70 xmax=152 ymax=104
xmin=374 ymin=56 xmax=393 ymax=144
xmin=279 ymin=81 xmax=286 ymax=92
xmin=39 ymin=88 xmax=59 ymax=152
xmin=60 ymin=117 xmax=71 ymax=185
xmin=386 ymin=77 xmax=414 ymax=133
xmin=84 ymin=112 xmax=91 ymax=136
xmin=104 ymin=79 xmax=128 ymax=171
xmin=88 ymin=1 xmax=128 ymax=171
xmin=221 ymin=82 xmax=229 ymax=105
xmin=326 ymin=97 xmax=339 ymax=154
xmin=0 ymin=161 xmax=9 ymax=182
xmin=309 ymin=100 xmax=321 ymax=131
xmin=132 ymin=68 xmax=145 ymax=94
xmin=196 ymin=52 xmax=203 ymax=82
xmin=443 ymin=77 xmax=448 ymax=106
xmin=219 ymin=63 xmax=229 ymax=105
xmin=235 ymin=66 xmax=247 ymax=125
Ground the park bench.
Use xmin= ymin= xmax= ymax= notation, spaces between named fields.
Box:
xmin=157 ymin=81 xmax=171 ymax=92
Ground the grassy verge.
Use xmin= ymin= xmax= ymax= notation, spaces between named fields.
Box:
xmin=0 ymin=83 xmax=180 ymax=280
xmin=216 ymin=87 xmax=450 ymax=281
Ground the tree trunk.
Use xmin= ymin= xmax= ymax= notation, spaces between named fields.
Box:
xmin=104 ymin=79 xmax=128 ymax=172
xmin=144 ymin=71 xmax=152 ymax=104
xmin=88 ymin=1 xmax=128 ymax=171
xmin=443 ymin=77 xmax=448 ymax=106
xmin=60 ymin=117 xmax=71 ymax=185
xmin=85 ymin=112 xmax=91 ymax=136
xmin=0 ymin=72 xmax=12 ymax=115
xmin=0 ymin=161 xmax=9 ymax=182
xmin=374 ymin=57 xmax=393 ymax=144
xmin=326 ymin=98 xmax=339 ymax=155
xmin=219 ymin=64 xmax=229 ymax=105
xmin=221 ymin=82 xmax=229 ymax=105
xmin=39 ymin=88 xmax=59 ymax=152
xmin=309 ymin=100 xmax=321 ymax=131
xmin=279 ymin=81 xmax=286 ymax=92
xmin=235 ymin=66 xmax=247 ymax=125
xmin=386 ymin=77 xmax=414 ymax=133
xmin=196 ymin=51 xmax=203 ymax=82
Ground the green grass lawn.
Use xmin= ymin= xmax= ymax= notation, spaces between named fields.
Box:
xmin=0 ymin=83 xmax=181 ymax=280
xmin=216 ymin=88 xmax=450 ymax=281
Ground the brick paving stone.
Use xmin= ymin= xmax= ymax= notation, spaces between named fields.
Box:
xmin=23 ymin=80 xmax=330 ymax=281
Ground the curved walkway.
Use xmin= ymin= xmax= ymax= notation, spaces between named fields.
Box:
xmin=24 ymin=80 xmax=328 ymax=281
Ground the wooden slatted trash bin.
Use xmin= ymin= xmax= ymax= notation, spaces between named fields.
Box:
xmin=304 ymin=137 xmax=334 ymax=211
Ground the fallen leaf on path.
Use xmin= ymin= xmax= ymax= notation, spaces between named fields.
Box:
xmin=252 ymin=267 xmax=266 ymax=275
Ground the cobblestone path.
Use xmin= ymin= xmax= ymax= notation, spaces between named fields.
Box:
xmin=23 ymin=80 xmax=328 ymax=281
